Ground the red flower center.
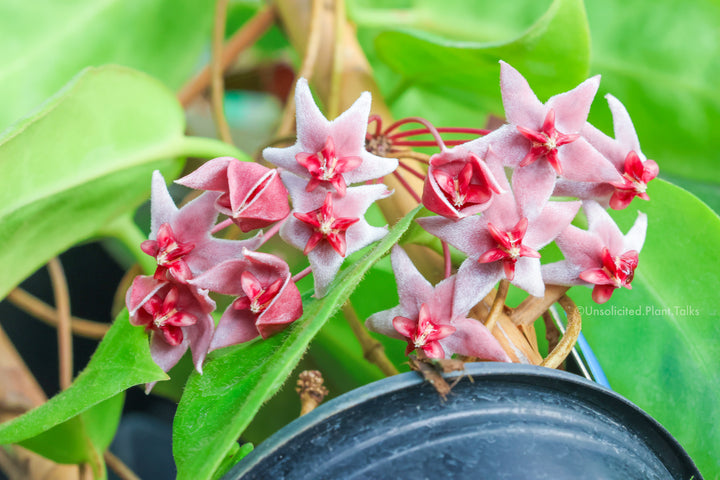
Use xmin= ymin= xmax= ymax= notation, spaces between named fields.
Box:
xmin=432 ymin=155 xmax=496 ymax=210
xmin=477 ymin=218 xmax=541 ymax=280
xmin=233 ymin=271 xmax=284 ymax=314
xmin=295 ymin=136 xmax=362 ymax=196
xmin=139 ymin=287 xmax=197 ymax=346
xmin=579 ymin=248 xmax=639 ymax=303
xmin=392 ymin=304 xmax=456 ymax=359
xmin=516 ymin=109 xmax=579 ymax=175
xmin=293 ymin=192 xmax=359 ymax=256
xmin=141 ymin=223 xmax=195 ymax=282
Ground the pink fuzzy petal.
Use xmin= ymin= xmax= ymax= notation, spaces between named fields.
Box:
xmin=439 ymin=317 xmax=510 ymax=362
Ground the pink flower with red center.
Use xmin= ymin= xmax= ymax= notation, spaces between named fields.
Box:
xmin=295 ymin=136 xmax=362 ymax=196
xmin=293 ymin=192 xmax=359 ymax=256
xmin=418 ymin=152 xmax=580 ymax=301
xmin=263 ymin=78 xmax=397 ymax=195
xmin=422 ymin=144 xmax=503 ymax=219
xmin=191 ymin=249 xmax=303 ymax=351
xmin=485 ymin=62 xmax=622 ymax=218
xmin=126 ymin=276 xmax=215 ymax=375
xmin=555 ymin=94 xmax=659 ymax=210
xmin=366 ymin=246 xmax=510 ymax=362
xmin=393 ymin=304 xmax=456 ymax=358
xmin=175 ymin=157 xmax=290 ymax=232
xmin=142 ymin=171 xmax=261 ymax=283
xmin=280 ymin=171 xmax=390 ymax=297
xmin=516 ymin=109 xmax=580 ymax=174
xmin=579 ymin=248 xmax=639 ymax=303
xmin=477 ymin=218 xmax=541 ymax=281
xmin=542 ymin=200 xmax=647 ymax=304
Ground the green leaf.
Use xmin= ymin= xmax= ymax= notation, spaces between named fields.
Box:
xmin=19 ymin=394 xmax=124 ymax=477
xmin=585 ymin=0 xmax=720 ymax=185
xmin=574 ymin=180 xmax=720 ymax=477
xmin=373 ymin=0 xmax=590 ymax=114
xmin=0 ymin=0 xmax=213 ymax=130
xmin=172 ymin=206 xmax=422 ymax=480
xmin=0 ymin=311 xmax=167 ymax=458
xmin=0 ymin=65 xmax=244 ymax=300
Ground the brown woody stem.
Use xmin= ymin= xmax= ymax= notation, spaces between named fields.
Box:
xmin=342 ymin=302 xmax=399 ymax=377
xmin=327 ymin=0 xmax=345 ymax=119
xmin=541 ymin=295 xmax=582 ymax=369
xmin=6 ymin=289 xmax=109 ymax=339
xmin=104 ymin=451 xmax=140 ymax=480
xmin=210 ymin=0 xmax=233 ymax=144
xmin=178 ymin=5 xmax=275 ymax=106
xmin=484 ymin=280 xmax=509 ymax=333
xmin=47 ymin=258 xmax=73 ymax=390
xmin=511 ymin=284 xmax=570 ymax=326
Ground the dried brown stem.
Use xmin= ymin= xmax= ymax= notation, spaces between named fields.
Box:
xmin=178 ymin=5 xmax=275 ymax=107
xmin=210 ymin=0 xmax=233 ymax=144
xmin=104 ymin=451 xmax=140 ymax=480
xmin=295 ymin=370 xmax=329 ymax=415
xmin=542 ymin=311 xmax=560 ymax=354
xmin=484 ymin=279 xmax=509 ymax=333
xmin=6 ymin=288 xmax=109 ymax=339
xmin=327 ymin=0 xmax=345 ymax=119
xmin=541 ymin=295 xmax=582 ymax=369
xmin=276 ymin=0 xmax=323 ymax=137
xmin=342 ymin=302 xmax=399 ymax=377
xmin=47 ymin=258 xmax=73 ymax=390
xmin=511 ymin=284 xmax=570 ymax=326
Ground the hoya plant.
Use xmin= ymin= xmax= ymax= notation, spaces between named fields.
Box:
xmin=0 ymin=0 xmax=718 ymax=479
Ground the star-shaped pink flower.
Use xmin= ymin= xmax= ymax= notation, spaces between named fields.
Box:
xmin=280 ymin=171 xmax=390 ymax=297
xmin=190 ymin=249 xmax=303 ymax=351
xmin=175 ymin=157 xmax=290 ymax=232
xmin=555 ymin=94 xmax=659 ymax=210
xmin=366 ymin=246 xmax=510 ymax=361
xmin=418 ymin=153 xmax=580 ymax=301
xmin=489 ymin=61 xmax=622 ymax=218
xmin=263 ymin=78 xmax=398 ymax=196
xmin=421 ymin=143 xmax=504 ymax=219
xmin=126 ymin=276 xmax=215 ymax=376
xmin=542 ymin=200 xmax=647 ymax=304
xmin=141 ymin=171 xmax=261 ymax=283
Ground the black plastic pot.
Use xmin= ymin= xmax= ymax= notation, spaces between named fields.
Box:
xmin=228 ymin=363 xmax=701 ymax=480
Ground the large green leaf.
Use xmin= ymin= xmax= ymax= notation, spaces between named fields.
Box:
xmin=0 ymin=65 xmax=244 ymax=300
xmin=585 ymin=0 xmax=720 ymax=186
xmin=372 ymin=0 xmax=590 ymax=115
xmin=0 ymin=0 xmax=213 ymax=130
xmin=574 ymin=180 xmax=720 ymax=477
xmin=0 ymin=311 xmax=167 ymax=458
xmin=172 ymin=206 xmax=422 ymax=480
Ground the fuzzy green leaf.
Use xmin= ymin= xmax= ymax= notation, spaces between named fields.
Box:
xmin=172 ymin=206 xmax=422 ymax=480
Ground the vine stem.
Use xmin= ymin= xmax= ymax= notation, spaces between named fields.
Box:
xmin=178 ymin=5 xmax=275 ymax=107
xmin=291 ymin=266 xmax=313 ymax=283
xmin=210 ymin=0 xmax=233 ymax=145
xmin=6 ymin=289 xmax=109 ymax=339
xmin=327 ymin=0 xmax=346 ymax=119
xmin=397 ymin=160 xmax=426 ymax=181
xmin=101 ymin=213 xmax=156 ymax=275
xmin=276 ymin=0 xmax=322 ymax=137
xmin=342 ymin=302 xmax=399 ymax=377
xmin=540 ymin=295 xmax=582 ymax=369
xmin=484 ymin=280 xmax=509 ymax=334
xmin=47 ymin=258 xmax=72 ymax=390
xmin=104 ymin=451 xmax=140 ymax=480
xmin=442 ymin=241 xmax=452 ymax=279
xmin=392 ymin=171 xmax=422 ymax=204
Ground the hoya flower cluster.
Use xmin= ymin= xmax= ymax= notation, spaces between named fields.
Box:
xmin=127 ymin=61 xmax=657 ymax=375
xmin=126 ymin=79 xmax=397 ymax=377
